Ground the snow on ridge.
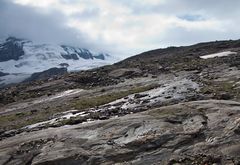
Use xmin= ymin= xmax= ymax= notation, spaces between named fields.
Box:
xmin=0 ymin=40 xmax=118 ymax=74
xmin=23 ymin=43 xmax=66 ymax=60
xmin=0 ymin=38 xmax=119 ymax=86
xmin=200 ymin=51 xmax=237 ymax=59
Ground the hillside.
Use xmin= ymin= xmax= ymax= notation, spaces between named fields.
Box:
xmin=0 ymin=39 xmax=240 ymax=164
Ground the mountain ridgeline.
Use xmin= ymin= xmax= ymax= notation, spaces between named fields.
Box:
xmin=0 ymin=37 xmax=117 ymax=86
xmin=0 ymin=37 xmax=110 ymax=62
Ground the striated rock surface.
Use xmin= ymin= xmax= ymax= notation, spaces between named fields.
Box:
xmin=1 ymin=100 xmax=240 ymax=165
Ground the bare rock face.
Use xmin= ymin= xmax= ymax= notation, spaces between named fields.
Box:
xmin=0 ymin=37 xmax=25 ymax=62
xmin=1 ymin=100 xmax=240 ymax=165
xmin=0 ymin=72 xmax=9 ymax=77
xmin=24 ymin=68 xmax=68 ymax=82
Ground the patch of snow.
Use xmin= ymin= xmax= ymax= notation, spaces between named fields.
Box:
xmin=24 ymin=111 xmax=89 ymax=129
xmin=109 ymin=78 xmax=199 ymax=110
xmin=33 ymin=89 xmax=84 ymax=104
xmin=200 ymin=51 xmax=237 ymax=59
xmin=25 ymin=119 xmax=57 ymax=129
xmin=0 ymin=73 xmax=31 ymax=86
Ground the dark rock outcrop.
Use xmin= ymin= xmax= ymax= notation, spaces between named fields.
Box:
xmin=61 ymin=46 xmax=108 ymax=60
xmin=0 ymin=72 xmax=9 ymax=77
xmin=0 ymin=37 xmax=25 ymax=62
xmin=61 ymin=45 xmax=94 ymax=60
xmin=25 ymin=67 xmax=67 ymax=82
xmin=61 ymin=53 xmax=79 ymax=60
xmin=93 ymin=53 xmax=106 ymax=60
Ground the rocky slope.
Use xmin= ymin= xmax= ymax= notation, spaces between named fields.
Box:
xmin=0 ymin=39 xmax=240 ymax=164
xmin=1 ymin=100 xmax=240 ymax=165
xmin=0 ymin=37 xmax=117 ymax=87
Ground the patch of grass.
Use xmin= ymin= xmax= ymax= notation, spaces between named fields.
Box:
xmin=0 ymin=105 xmax=71 ymax=130
xmin=0 ymin=111 xmax=44 ymax=130
xmin=172 ymin=58 xmax=205 ymax=71
xmin=0 ymin=84 xmax=159 ymax=131
xmin=148 ymin=109 xmax=175 ymax=118
xmin=148 ymin=106 xmax=190 ymax=118
xmin=73 ymin=84 xmax=159 ymax=110
xmin=54 ymin=116 xmax=87 ymax=127
xmin=201 ymin=80 xmax=240 ymax=99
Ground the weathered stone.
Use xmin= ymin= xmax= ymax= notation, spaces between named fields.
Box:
xmin=1 ymin=100 xmax=240 ymax=164
xmin=219 ymin=92 xmax=232 ymax=100
xmin=134 ymin=93 xmax=149 ymax=99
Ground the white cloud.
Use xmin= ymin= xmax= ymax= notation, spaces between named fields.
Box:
xmin=3 ymin=0 xmax=240 ymax=58
xmin=14 ymin=0 xmax=55 ymax=8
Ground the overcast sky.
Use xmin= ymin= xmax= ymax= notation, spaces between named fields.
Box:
xmin=1 ymin=0 xmax=240 ymax=58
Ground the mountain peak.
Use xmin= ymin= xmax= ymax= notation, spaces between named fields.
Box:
xmin=0 ymin=36 xmax=118 ymax=86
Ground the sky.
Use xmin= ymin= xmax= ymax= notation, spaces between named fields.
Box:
xmin=0 ymin=0 xmax=240 ymax=58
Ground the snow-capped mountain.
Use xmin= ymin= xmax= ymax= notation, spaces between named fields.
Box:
xmin=0 ymin=37 xmax=118 ymax=86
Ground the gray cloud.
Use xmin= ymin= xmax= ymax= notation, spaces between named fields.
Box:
xmin=115 ymin=0 xmax=240 ymax=46
xmin=116 ymin=0 xmax=240 ymax=18
xmin=0 ymin=0 xmax=240 ymax=58
xmin=0 ymin=0 xmax=114 ymax=55
xmin=1 ymin=1 xmax=68 ymax=42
